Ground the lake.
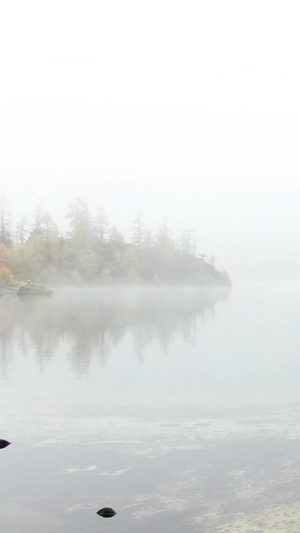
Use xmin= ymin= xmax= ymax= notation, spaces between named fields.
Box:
xmin=2 ymin=282 xmax=300 ymax=533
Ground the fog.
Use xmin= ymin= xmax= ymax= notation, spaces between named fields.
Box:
xmin=2 ymin=4 xmax=300 ymax=531
xmin=1 ymin=0 xmax=300 ymax=280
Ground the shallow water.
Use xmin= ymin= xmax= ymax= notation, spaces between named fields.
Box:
xmin=1 ymin=283 xmax=300 ymax=532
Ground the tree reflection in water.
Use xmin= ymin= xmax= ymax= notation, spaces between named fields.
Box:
xmin=0 ymin=286 xmax=230 ymax=377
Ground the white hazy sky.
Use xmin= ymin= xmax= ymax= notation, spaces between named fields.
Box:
xmin=1 ymin=0 xmax=300 ymax=279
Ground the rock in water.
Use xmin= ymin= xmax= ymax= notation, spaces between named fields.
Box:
xmin=97 ymin=507 xmax=117 ymax=518
xmin=0 ymin=439 xmax=11 ymax=449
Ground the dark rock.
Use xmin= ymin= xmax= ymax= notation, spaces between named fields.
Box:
xmin=97 ymin=507 xmax=117 ymax=518
xmin=0 ymin=439 xmax=11 ymax=449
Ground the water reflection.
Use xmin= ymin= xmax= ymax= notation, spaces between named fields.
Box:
xmin=0 ymin=286 xmax=229 ymax=377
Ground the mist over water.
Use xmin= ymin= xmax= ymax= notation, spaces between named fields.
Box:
xmin=1 ymin=283 xmax=300 ymax=532
xmin=2 ymin=1 xmax=300 ymax=531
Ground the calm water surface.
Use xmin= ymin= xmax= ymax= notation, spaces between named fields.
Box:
xmin=1 ymin=283 xmax=300 ymax=533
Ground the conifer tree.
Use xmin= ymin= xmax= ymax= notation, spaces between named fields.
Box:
xmin=0 ymin=195 xmax=13 ymax=247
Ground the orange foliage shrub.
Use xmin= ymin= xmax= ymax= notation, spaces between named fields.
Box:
xmin=0 ymin=266 xmax=13 ymax=282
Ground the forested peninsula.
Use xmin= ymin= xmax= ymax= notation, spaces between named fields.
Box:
xmin=0 ymin=198 xmax=231 ymax=287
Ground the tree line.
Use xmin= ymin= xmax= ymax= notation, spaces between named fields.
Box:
xmin=0 ymin=197 xmax=231 ymax=286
